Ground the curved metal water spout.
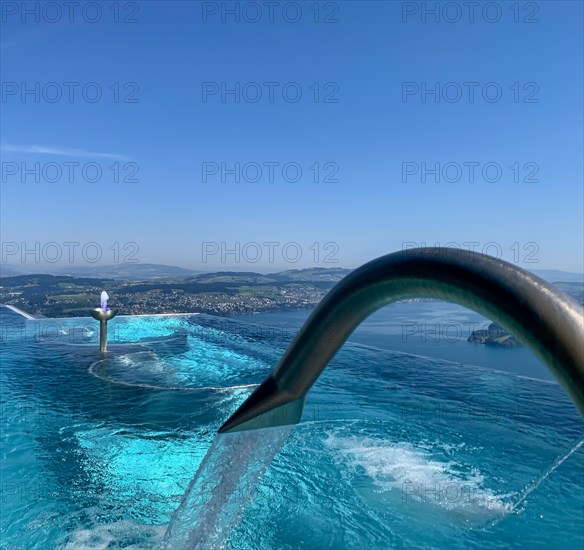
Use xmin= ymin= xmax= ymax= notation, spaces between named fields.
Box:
xmin=219 ymin=248 xmax=584 ymax=433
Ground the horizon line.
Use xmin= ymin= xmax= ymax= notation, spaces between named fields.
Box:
xmin=1 ymin=263 xmax=583 ymax=277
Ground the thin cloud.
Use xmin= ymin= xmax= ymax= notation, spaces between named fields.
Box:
xmin=1 ymin=144 xmax=129 ymax=161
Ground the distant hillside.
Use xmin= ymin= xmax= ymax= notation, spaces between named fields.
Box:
xmin=0 ymin=263 xmax=203 ymax=280
xmin=53 ymin=263 xmax=205 ymax=280
xmin=554 ymin=282 xmax=584 ymax=305
xmin=184 ymin=271 xmax=278 ymax=284
xmin=0 ymin=268 xmax=338 ymax=317
xmin=0 ymin=274 xmax=115 ymax=317
xmin=180 ymin=269 xmax=352 ymax=286
xmin=1 ymin=267 xmax=582 ymax=319
xmin=530 ymin=269 xmax=584 ymax=284
xmin=3 ymin=262 xmax=582 ymax=285
xmin=0 ymin=266 xmax=22 ymax=278
xmin=269 ymin=267 xmax=351 ymax=282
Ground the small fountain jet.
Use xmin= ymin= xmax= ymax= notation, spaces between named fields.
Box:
xmin=100 ymin=291 xmax=110 ymax=311
xmin=90 ymin=290 xmax=119 ymax=352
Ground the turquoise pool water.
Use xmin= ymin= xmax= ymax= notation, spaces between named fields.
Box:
xmin=1 ymin=307 xmax=583 ymax=549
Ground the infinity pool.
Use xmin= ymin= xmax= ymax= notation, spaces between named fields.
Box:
xmin=1 ymin=308 xmax=582 ymax=549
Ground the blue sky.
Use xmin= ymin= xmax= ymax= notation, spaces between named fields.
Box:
xmin=1 ymin=1 xmax=582 ymax=272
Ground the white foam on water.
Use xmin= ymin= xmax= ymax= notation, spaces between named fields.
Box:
xmin=61 ymin=520 xmax=165 ymax=550
xmin=324 ymin=431 xmax=511 ymax=514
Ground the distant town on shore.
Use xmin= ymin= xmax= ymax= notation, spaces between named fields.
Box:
xmin=0 ymin=265 xmax=355 ymax=318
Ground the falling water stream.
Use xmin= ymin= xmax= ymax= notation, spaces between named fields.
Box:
xmin=486 ymin=437 xmax=584 ymax=529
xmin=162 ymin=426 xmax=293 ymax=549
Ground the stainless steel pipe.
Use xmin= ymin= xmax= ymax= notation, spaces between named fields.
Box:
xmin=219 ymin=248 xmax=584 ymax=433
xmin=90 ymin=308 xmax=119 ymax=352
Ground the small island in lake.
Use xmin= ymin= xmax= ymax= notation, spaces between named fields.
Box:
xmin=467 ymin=322 xmax=520 ymax=348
